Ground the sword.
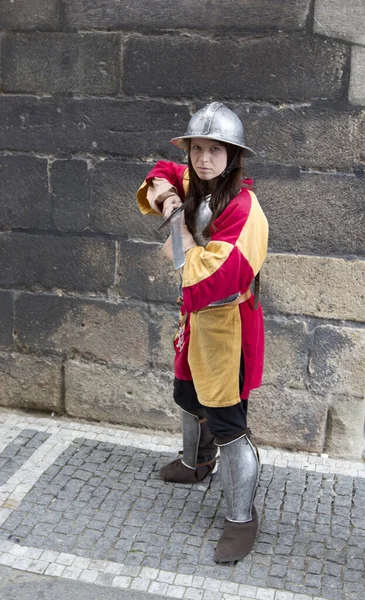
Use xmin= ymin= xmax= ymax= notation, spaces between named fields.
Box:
xmin=169 ymin=211 xmax=186 ymax=269
xmin=158 ymin=196 xmax=195 ymax=270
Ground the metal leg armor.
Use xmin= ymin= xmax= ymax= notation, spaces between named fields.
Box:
xmin=159 ymin=408 xmax=218 ymax=484
xmin=180 ymin=407 xmax=201 ymax=469
xmin=214 ymin=432 xmax=260 ymax=562
xmin=218 ymin=433 xmax=259 ymax=522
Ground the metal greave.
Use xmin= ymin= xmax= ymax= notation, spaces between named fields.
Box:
xmin=180 ymin=407 xmax=201 ymax=469
xmin=216 ymin=433 xmax=260 ymax=523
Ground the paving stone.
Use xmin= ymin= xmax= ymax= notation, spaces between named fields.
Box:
xmin=269 ymin=564 xmax=288 ymax=577
xmin=267 ymin=577 xmax=285 ymax=589
xmin=287 ymin=569 xmax=304 ymax=584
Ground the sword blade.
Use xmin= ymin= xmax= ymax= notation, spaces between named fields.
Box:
xmin=170 ymin=211 xmax=186 ymax=270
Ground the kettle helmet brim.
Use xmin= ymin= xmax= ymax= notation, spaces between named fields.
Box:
xmin=170 ymin=102 xmax=256 ymax=158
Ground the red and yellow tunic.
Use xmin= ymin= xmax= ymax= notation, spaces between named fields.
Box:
xmin=137 ymin=161 xmax=268 ymax=407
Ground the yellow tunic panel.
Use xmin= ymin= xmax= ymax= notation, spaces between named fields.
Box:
xmin=188 ymin=304 xmax=242 ymax=407
xmin=235 ymin=191 xmax=269 ymax=276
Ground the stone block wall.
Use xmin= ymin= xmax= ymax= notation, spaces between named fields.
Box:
xmin=0 ymin=0 xmax=364 ymax=458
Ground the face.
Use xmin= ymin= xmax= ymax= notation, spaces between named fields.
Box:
xmin=189 ymin=138 xmax=228 ymax=181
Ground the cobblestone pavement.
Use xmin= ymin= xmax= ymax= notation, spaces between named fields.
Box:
xmin=0 ymin=430 xmax=50 ymax=486
xmin=0 ymin=408 xmax=364 ymax=600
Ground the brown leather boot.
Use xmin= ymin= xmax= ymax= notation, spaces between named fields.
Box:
xmin=214 ymin=506 xmax=258 ymax=562
xmin=159 ymin=455 xmax=216 ymax=483
xmin=159 ymin=410 xmax=218 ymax=484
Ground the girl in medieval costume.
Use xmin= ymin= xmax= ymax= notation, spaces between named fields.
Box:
xmin=137 ymin=102 xmax=268 ymax=562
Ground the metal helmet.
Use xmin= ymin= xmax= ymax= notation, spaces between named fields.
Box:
xmin=170 ymin=102 xmax=255 ymax=157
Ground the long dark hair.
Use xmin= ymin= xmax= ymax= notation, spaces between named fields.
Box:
xmin=184 ymin=142 xmax=249 ymax=238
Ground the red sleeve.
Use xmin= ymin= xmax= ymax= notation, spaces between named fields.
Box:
xmin=146 ymin=161 xmax=188 ymax=201
xmin=183 ymin=247 xmax=254 ymax=313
